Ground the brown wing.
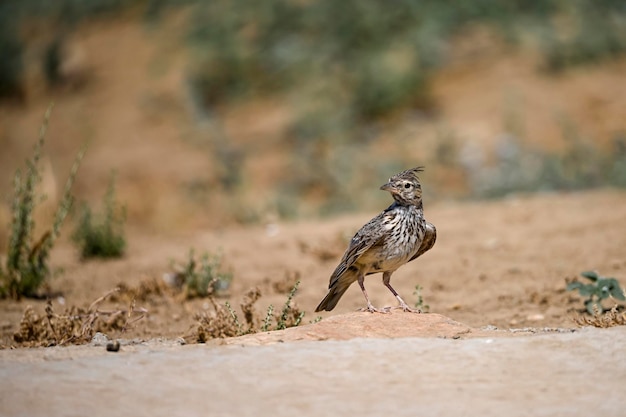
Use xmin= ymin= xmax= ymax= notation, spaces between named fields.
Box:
xmin=409 ymin=221 xmax=436 ymax=262
xmin=327 ymin=214 xmax=387 ymax=288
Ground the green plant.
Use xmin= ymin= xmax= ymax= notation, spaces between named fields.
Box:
xmin=567 ymin=271 xmax=625 ymax=315
xmin=275 ymin=279 xmax=304 ymax=330
xmin=175 ymin=249 xmax=233 ymax=298
xmin=0 ymin=105 xmax=85 ymax=299
xmin=72 ymin=174 xmax=126 ymax=259
xmin=413 ymin=284 xmax=430 ymax=313
xmin=261 ymin=280 xmax=305 ymax=331
xmin=260 ymin=304 xmax=274 ymax=332
xmin=194 ymin=280 xmax=305 ymax=342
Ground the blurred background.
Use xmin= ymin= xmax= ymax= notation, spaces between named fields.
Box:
xmin=1 ymin=0 xmax=626 ymax=239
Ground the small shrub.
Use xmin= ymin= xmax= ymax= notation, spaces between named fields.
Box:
xmin=413 ymin=284 xmax=430 ymax=313
xmin=195 ymin=300 xmax=241 ymax=341
xmin=169 ymin=249 xmax=233 ymax=298
xmin=12 ymin=288 xmax=146 ymax=347
xmin=72 ymin=174 xmax=126 ymax=259
xmin=275 ymin=280 xmax=304 ymax=330
xmin=0 ymin=105 xmax=85 ymax=299
xmin=573 ymin=305 xmax=626 ymax=328
xmin=567 ymin=271 xmax=625 ymax=315
xmin=193 ymin=280 xmax=304 ymax=342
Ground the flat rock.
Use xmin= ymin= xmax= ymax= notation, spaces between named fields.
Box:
xmin=2 ymin=324 xmax=625 ymax=417
xmin=223 ymin=312 xmax=472 ymax=345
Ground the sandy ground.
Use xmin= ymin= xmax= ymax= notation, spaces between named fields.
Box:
xmin=2 ymin=189 xmax=626 ymax=346
xmin=2 ymin=16 xmax=626 ymax=343
xmin=1 ymin=14 xmax=626 ymax=416
xmin=1 ymin=190 xmax=626 ymax=416
xmin=1 ymin=316 xmax=625 ymax=417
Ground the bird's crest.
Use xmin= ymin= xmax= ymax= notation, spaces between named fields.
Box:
xmin=390 ymin=166 xmax=424 ymax=184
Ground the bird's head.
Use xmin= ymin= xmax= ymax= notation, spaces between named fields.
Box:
xmin=380 ymin=167 xmax=424 ymax=206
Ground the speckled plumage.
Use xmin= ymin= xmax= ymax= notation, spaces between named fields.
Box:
xmin=315 ymin=167 xmax=437 ymax=313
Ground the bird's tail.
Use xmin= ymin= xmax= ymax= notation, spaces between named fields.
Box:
xmin=315 ymin=277 xmax=354 ymax=312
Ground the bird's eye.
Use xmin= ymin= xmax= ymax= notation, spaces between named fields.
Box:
xmin=404 ymin=183 xmax=411 ymax=189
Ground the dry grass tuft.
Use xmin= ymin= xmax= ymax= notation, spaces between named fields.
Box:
xmin=12 ymin=288 xmax=146 ymax=347
xmin=193 ymin=287 xmax=265 ymax=342
xmin=573 ymin=305 xmax=626 ymax=328
xmin=240 ymin=287 xmax=262 ymax=330
xmin=9 ymin=275 xmax=307 ymax=346
xmin=192 ymin=281 xmax=305 ymax=343
xmin=194 ymin=298 xmax=241 ymax=342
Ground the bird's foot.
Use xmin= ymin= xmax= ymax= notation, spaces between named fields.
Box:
xmin=393 ymin=302 xmax=422 ymax=313
xmin=359 ymin=304 xmax=390 ymax=314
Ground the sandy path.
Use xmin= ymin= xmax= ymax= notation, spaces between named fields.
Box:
xmin=1 ymin=320 xmax=624 ymax=417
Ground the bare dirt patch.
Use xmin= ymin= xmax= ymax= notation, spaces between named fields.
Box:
xmin=2 ymin=189 xmax=625 ymax=348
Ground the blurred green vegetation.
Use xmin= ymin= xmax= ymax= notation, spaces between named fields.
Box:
xmin=453 ymin=128 xmax=626 ymax=199
xmin=72 ymin=174 xmax=127 ymax=260
xmin=0 ymin=4 xmax=25 ymax=100
xmin=180 ymin=0 xmax=626 ymax=212
xmin=3 ymin=0 xmax=626 ymax=105
xmin=1 ymin=106 xmax=85 ymax=298
xmin=2 ymin=0 xmax=626 ymax=220
xmin=184 ymin=0 xmax=625 ymax=119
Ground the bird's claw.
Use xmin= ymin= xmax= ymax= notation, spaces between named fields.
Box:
xmin=359 ymin=305 xmax=390 ymax=314
xmin=393 ymin=304 xmax=422 ymax=313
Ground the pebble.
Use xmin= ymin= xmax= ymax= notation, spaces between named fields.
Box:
xmin=106 ymin=340 xmax=121 ymax=352
xmin=90 ymin=332 xmax=110 ymax=346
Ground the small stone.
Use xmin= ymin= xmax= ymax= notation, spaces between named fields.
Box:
xmin=91 ymin=332 xmax=109 ymax=346
xmin=526 ymin=313 xmax=545 ymax=321
xmin=106 ymin=340 xmax=120 ymax=352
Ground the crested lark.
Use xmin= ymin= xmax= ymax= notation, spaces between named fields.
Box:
xmin=315 ymin=167 xmax=436 ymax=313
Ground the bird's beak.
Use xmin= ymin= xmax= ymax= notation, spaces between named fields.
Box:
xmin=380 ymin=182 xmax=394 ymax=192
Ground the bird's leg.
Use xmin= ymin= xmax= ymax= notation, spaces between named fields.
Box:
xmin=382 ymin=272 xmax=421 ymax=313
xmin=357 ymin=274 xmax=388 ymax=313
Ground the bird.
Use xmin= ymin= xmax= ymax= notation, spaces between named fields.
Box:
xmin=315 ymin=167 xmax=436 ymax=313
